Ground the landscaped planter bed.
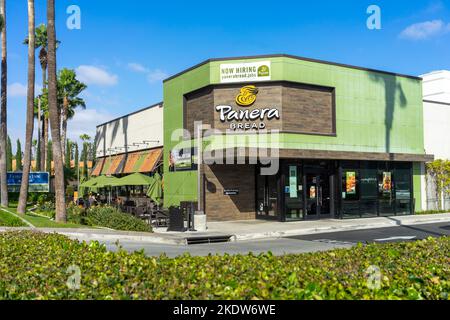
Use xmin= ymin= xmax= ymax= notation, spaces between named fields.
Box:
xmin=0 ymin=231 xmax=448 ymax=300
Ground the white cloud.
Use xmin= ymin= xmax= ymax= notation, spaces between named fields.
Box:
xmin=67 ymin=108 xmax=116 ymax=143
xmin=147 ymin=69 xmax=168 ymax=83
xmin=128 ymin=62 xmax=149 ymax=73
xmin=75 ymin=65 xmax=118 ymax=86
xmin=7 ymin=83 xmax=27 ymax=97
xmin=400 ymin=20 xmax=450 ymax=40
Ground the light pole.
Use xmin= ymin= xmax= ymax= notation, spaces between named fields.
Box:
xmin=196 ymin=123 xmax=211 ymax=213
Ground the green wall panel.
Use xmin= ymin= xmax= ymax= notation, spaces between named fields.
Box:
xmin=163 ymin=56 xmax=425 ymax=207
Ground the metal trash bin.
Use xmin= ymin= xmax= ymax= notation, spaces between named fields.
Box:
xmin=167 ymin=206 xmax=186 ymax=232
xmin=181 ymin=201 xmax=197 ymax=231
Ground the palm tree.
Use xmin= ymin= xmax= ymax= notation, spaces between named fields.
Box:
xmin=34 ymin=89 xmax=49 ymax=171
xmin=0 ymin=1 xmax=7 ymax=208
xmin=58 ymin=68 xmax=86 ymax=157
xmin=24 ymin=24 xmax=59 ymax=172
xmin=17 ymin=0 xmax=36 ymax=215
xmin=47 ymin=0 xmax=66 ymax=222
xmin=80 ymin=134 xmax=91 ymax=179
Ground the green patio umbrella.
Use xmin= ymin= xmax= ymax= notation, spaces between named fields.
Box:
xmin=111 ymin=172 xmax=154 ymax=187
xmin=79 ymin=176 xmax=103 ymax=196
xmin=79 ymin=175 xmax=101 ymax=188
xmin=147 ymin=172 xmax=163 ymax=205
xmin=93 ymin=175 xmax=120 ymax=188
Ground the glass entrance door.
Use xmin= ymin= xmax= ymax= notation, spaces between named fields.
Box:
xmin=305 ymin=173 xmax=331 ymax=218
xmin=284 ymin=165 xmax=304 ymax=221
xmin=256 ymin=174 xmax=279 ymax=220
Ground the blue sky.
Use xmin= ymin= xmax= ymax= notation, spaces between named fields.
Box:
xmin=6 ymin=0 xmax=450 ymax=147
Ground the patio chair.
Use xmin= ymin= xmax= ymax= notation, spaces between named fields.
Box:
xmin=154 ymin=210 xmax=169 ymax=228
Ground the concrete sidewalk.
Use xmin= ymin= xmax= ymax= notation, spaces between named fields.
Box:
xmin=205 ymin=213 xmax=450 ymax=241
xmin=1 ymin=213 xmax=449 ymax=245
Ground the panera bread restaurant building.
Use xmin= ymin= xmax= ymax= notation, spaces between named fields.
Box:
xmin=163 ymin=55 xmax=433 ymax=222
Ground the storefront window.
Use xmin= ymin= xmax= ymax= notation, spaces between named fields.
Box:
xmin=360 ymin=162 xmax=378 ymax=217
xmin=378 ymin=162 xmax=395 ymax=216
xmin=395 ymin=162 xmax=412 ymax=215
xmin=340 ymin=161 xmax=413 ymax=218
xmin=284 ymin=164 xmax=304 ymax=220
xmin=341 ymin=161 xmax=360 ymax=218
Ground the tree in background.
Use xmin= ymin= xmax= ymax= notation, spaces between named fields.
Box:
xmin=90 ymin=134 xmax=97 ymax=162
xmin=46 ymin=140 xmax=52 ymax=174
xmin=17 ymin=0 xmax=36 ymax=215
xmin=426 ymin=159 xmax=450 ymax=211
xmin=6 ymin=135 xmax=11 ymax=171
xmin=15 ymin=139 xmax=22 ymax=172
xmin=64 ymin=139 xmax=71 ymax=169
xmin=24 ymin=24 xmax=60 ymax=172
xmin=0 ymin=0 xmax=8 ymax=207
xmin=80 ymin=134 xmax=91 ymax=179
xmin=47 ymin=0 xmax=66 ymax=222
xmin=74 ymin=142 xmax=79 ymax=180
xmin=58 ymin=68 xmax=86 ymax=159
xmin=32 ymin=139 xmax=37 ymax=159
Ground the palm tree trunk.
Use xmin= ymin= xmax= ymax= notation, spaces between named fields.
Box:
xmin=61 ymin=96 xmax=68 ymax=161
xmin=17 ymin=0 xmax=35 ymax=214
xmin=0 ymin=0 xmax=8 ymax=208
xmin=43 ymin=117 xmax=49 ymax=170
xmin=36 ymin=96 xmax=41 ymax=171
xmin=40 ymin=65 xmax=46 ymax=171
xmin=47 ymin=0 xmax=66 ymax=222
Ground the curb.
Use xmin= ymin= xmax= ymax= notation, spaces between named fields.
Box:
xmin=1 ymin=214 xmax=448 ymax=245
xmin=55 ymin=231 xmax=186 ymax=245
xmin=233 ymin=216 xmax=450 ymax=241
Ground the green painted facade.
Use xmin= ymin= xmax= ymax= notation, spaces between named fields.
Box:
xmin=163 ymin=55 xmax=425 ymax=211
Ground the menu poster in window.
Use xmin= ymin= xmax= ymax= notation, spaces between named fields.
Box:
xmin=346 ymin=172 xmax=356 ymax=194
xmin=383 ymin=172 xmax=392 ymax=192
xmin=310 ymin=186 xmax=316 ymax=199
xmin=289 ymin=166 xmax=298 ymax=198
xmin=169 ymin=148 xmax=193 ymax=172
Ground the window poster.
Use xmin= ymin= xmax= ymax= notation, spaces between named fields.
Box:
xmin=310 ymin=186 xmax=316 ymax=199
xmin=289 ymin=166 xmax=298 ymax=198
xmin=169 ymin=148 xmax=194 ymax=172
xmin=346 ymin=171 xmax=356 ymax=194
xmin=383 ymin=172 xmax=392 ymax=192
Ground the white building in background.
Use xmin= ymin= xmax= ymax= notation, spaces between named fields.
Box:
xmin=95 ymin=103 xmax=163 ymax=157
xmin=93 ymin=103 xmax=163 ymax=177
xmin=421 ymin=70 xmax=450 ymax=210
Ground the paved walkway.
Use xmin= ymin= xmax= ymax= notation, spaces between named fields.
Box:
xmin=204 ymin=213 xmax=450 ymax=241
xmin=1 ymin=213 xmax=449 ymax=245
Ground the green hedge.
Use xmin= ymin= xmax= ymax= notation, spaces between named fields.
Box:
xmin=0 ymin=231 xmax=448 ymax=300
xmin=0 ymin=211 xmax=26 ymax=227
xmin=85 ymin=206 xmax=152 ymax=232
xmin=416 ymin=210 xmax=449 ymax=215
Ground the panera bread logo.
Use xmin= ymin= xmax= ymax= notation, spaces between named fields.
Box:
xmin=258 ymin=65 xmax=270 ymax=77
xmin=235 ymin=85 xmax=259 ymax=107
xmin=216 ymin=85 xmax=280 ymax=131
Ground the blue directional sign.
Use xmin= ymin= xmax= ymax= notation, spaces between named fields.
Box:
xmin=7 ymin=172 xmax=50 ymax=193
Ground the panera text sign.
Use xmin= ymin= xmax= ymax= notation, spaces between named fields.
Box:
xmin=220 ymin=61 xmax=271 ymax=83
xmin=216 ymin=85 xmax=280 ymax=131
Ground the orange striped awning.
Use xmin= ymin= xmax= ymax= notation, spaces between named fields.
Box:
xmin=91 ymin=158 xmax=105 ymax=176
xmin=106 ymin=154 xmax=126 ymax=175
xmin=122 ymin=152 xmax=141 ymax=174
xmin=140 ymin=148 xmax=163 ymax=173
xmin=94 ymin=148 xmax=163 ymax=176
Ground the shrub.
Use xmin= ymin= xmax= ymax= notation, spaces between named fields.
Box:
xmin=66 ymin=203 xmax=86 ymax=225
xmin=416 ymin=210 xmax=449 ymax=215
xmin=0 ymin=231 xmax=448 ymax=300
xmin=0 ymin=212 xmax=26 ymax=227
xmin=86 ymin=206 xmax=152 ymax=232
